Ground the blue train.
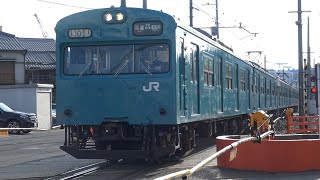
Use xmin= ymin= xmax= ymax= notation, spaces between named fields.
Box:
xmin=56 ymin=6 xmax=298 ymax=161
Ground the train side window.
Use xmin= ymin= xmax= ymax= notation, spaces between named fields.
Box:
xmin=208 ymin=60 xmax=214 ymax=86
xmin=261 ymin=77 xmax=264 ymax=94
xmin=272 ymin=83 xmax=275 ymax=95
xmin=204 ymin=57 xmax=208 ymax=86
xmin=240 ymin=69 xmax=245 ymax=91
xmin=256 ymin=75 xmax=259 ymax=93
xmin=217 ymin=57 xmax=222 ymax=87
xmin=247 ymin=70 xmax=251 ymax=92
xmin=191 ymin=44 xmax=199 ymax=83
xmin=252 ymin=75 xmax=258 ymax=93
xmin=203 ymin=55 xmax=214 ymax=86
xmin=225 ymin=63 xmax=232 ymax=89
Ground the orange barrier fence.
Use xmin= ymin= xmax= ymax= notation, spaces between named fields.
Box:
xmin=286 ymin=114 xmax=319 ymax=134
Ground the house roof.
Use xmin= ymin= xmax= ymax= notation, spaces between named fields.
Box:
xmin=25 ymin=52 xmax=56 ymax=70
xmin=18 ymin=38 xmax=56 ymax=52
xmin=0 ymin=31 xmax=56 ymax=70
xmin=0 ymin=32 xmax=25 ymax=51
xmin=17 ymin=38 xmax=56 ymax=70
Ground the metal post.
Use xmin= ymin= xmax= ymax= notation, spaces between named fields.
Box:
xmin=306 ymin=17 xmax=311 ymax=114
xmin=143 ymin=0 xmax=147 ymax=9
xmin=297 ymin=0 xmax=304 ymax=116
xmin=277 ymin=77 xmax=280 ymax=117
xmin=215 ymin=0 xmax=219 ymax=39
xmin=121 ymin=0 xmax=126 ymax=7
xmin=189 ymin=0 xmax=193 ymax=27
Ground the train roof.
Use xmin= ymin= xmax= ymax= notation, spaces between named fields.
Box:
xmin=55 ymin=7 xmax=295 ymax=90
xmin=173 ymin=17 xmax=295 ymax=88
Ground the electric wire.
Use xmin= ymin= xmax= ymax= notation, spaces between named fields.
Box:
xmin=35 ymin=0 xmax=94 ymax=10
xmin=192 ymin=0 xmax=257 ymax=61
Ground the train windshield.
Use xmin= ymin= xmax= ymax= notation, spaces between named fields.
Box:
xmin=63 ymin=44 xmax=169 ymax=76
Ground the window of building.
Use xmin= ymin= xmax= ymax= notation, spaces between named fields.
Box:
xmin=0 ymin=61 xmax=15 ymax=85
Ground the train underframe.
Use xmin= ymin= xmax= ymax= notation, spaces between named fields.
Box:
xmin=60 ymin=107 xmax=296 ymax=161
xmin=61 ymin=117 xmax=248 ymax=161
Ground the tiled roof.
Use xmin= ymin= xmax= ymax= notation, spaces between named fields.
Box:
xmin=0 ymin=32 xmax=25 ymax=51
xmin=18 ymin=38 xmax=55 ymax=52
xmin=0 ymin=31 xmax=56 ymax=70
xmin=18 ymin=38 xmax=56 ymax=70
xmin=25 ymin=52 xmax=56 ymax=70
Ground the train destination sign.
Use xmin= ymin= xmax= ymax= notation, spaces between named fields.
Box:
xmin=68 ymin=28 xmax=92 ymax=38
xmin=133 ymin=21 xmax=163 ymax=36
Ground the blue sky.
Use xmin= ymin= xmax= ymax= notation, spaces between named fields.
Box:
xmin=1 ymin=0 xmax=319 ymax=70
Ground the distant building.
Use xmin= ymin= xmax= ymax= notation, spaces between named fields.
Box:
xmin=18 ymin=38 xmax=55 ymax=84
xmin=0 ymin=31 xmax=26 ymax=85
xmin=268 ymin=69 xmax=299 ymax=89
xmin=0 ymin=28 xmax=56 ymax=101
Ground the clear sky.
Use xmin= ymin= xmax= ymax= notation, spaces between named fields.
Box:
xmin=1 ymin=0 xmax=319 ymax=70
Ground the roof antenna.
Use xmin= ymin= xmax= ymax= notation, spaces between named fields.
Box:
xmin=121 ymin=0 xmax=126 ymax=7
xmin=143 ymin=0 xmax=147 ymax=9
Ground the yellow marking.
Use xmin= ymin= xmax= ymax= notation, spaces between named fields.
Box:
xmin=0 ymin=130 xmax=8 ymax=136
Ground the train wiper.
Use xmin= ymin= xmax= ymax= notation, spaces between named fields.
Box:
xmin=79 ymin=60 xmax=93 ymax=78
xmin=139 ymin=61 xmax=152 ymax=76
xmin=114 ymin=59 xmax=129 ymax=77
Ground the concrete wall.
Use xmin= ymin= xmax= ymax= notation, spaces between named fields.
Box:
xmin=0 ymin=84 xmax=54 ymax=129
xmin=0 ymin=51 xmax=25 ymax=84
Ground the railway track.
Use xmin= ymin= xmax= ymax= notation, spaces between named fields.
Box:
xmin=54 ymin=136 xmax=217 ymax=180
xmin=44 ymin=160 xmax=114 ymax=180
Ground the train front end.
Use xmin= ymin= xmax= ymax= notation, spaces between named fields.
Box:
xmin=55 ymin=7 xmax=179 ymax=160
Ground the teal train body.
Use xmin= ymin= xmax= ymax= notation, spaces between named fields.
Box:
xmin=56 ymin=7 xmax=298 ymax=160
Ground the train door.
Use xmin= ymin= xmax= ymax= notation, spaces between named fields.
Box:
xmin=179 ymin=38 xmax=187 ymax=117
xmin=235 ymin=64 xmax=239 ymax=110
xmin=265 ymin=78 xmax=268 ymax=108
xmin=248 ymin=70 xmax=251 ymax=110
xmin=252 ymin=68 xmax=256 ymax=110
xmin=258 ymin=74 xmax=261 ymax=109
xmin=190 ymin=44 xmax=199 ymax=115
xmin=217 ymin=56 xmax=223 ymax=112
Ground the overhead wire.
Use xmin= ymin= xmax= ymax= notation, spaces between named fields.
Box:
xmin=192 ymin=2 xmax=216 ymax=22
xmin=193 ymin=0 xmax=250 ymax=42
xmin=35 ymin=0 xmax=94 ymax=10
xmin=193 ymin=0 xmax=259 ymax=61
xmin=36 ymin=0 xmax=256 ymax=57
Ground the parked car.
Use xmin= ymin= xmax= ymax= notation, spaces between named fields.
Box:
xmin=0 ymin=102 xmax=37 ymax=134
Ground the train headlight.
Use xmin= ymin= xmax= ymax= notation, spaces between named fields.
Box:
xmin=104 ymin=13 xmax=113 ymax=22
xmin=116 ymin=13 xmax=124 ymax=21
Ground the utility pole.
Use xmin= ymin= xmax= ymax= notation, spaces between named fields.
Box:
xmin=215 ymin=0 xmax=219 ymax=39
xmin=201 ymin=1 xmax=219 ymax=38
xmin=298 ymin=0 xmax=304 ymax=116
xmin=121 ymin=0 xmax=126 ymax=7
xmin=143 ymin=0 xmax=147 ymax=9
xmin=189 ymin=0 xmax=193 ymax=27
xmin=306 ymin=17 xmax=311 ymax=106
xmin=289 ymin=0 xmax=310 ymax=116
